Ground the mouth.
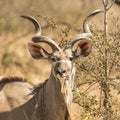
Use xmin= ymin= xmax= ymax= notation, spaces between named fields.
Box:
xmin=61 ymin=79 xmax=68 ymax=95
xmin=55 ymin=75 xmax=70 ymax=104
xmin=57 ymin=76 xmax=69 ymax=94
xmin=54 ymin=72 xmax=69 ymax=94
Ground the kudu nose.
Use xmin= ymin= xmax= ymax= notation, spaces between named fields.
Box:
xmin=57 ymin=69 xmax=66 ymax=76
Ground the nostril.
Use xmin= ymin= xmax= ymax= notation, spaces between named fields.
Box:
xmin=57 ymin=69 xmax=66 ymax=75
xmin=62 ymin=70 xmax=66 ymax=74
xmin=57 ymin=70 xmax=61 ymax=74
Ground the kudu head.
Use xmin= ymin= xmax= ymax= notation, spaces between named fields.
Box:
xmin=21 ymin=10 xmax=103 ymax=104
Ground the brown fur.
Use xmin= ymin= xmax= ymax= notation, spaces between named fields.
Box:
xmin=0 ymin=77 xmax=28 ymax=84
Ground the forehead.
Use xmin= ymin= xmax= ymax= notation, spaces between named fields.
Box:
xmin=53 ymin=49 xmax=72 ymax=59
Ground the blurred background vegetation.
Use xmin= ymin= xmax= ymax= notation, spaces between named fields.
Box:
xmin=0 ymin=0 xmax=120 ymax=119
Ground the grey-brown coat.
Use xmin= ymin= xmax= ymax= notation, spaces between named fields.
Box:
xmin=0 ymin=9 xmax=103 ymax=120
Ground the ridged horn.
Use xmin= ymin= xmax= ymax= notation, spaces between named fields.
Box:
xmin=21 ymin=15 xmax=41 ymax=36
xmin=66 ymin=9 xmax=103 ymax=48
xmin=21 ymin=15 xmax=61 ymax=52
xmin=83 ymin=9 xmax=103 ymax=34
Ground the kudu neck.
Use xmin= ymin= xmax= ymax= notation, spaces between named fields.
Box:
xmin=49 ymin=67 xmax=75 ymax=106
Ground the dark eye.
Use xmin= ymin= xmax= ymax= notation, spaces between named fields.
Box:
xmin=69 ymin=57 xmax=73 ymax=61
xmin=51 ymin=57 xmax=57 ymax=62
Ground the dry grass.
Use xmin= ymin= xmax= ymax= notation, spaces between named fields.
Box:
xmin=0 ymin=0 xmax=120 ymax=120
xmin=0 ymin=33 xmax=51 ymax=85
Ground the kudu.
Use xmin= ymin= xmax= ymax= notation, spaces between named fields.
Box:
xmin=0 ymin=10 xmax=103 ymax=120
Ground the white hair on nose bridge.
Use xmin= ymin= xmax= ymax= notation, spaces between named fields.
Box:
xmin=56 ymin=59 xmax=72 ymax=63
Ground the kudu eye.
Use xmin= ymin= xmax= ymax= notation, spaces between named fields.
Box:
xmin=69 ymin=57 xmax=73 ymax=61
xmin=51 ymin=57 xmax=57 ymax=62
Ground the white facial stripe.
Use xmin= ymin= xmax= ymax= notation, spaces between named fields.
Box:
xmin=52 ymin=57 xmax=75 ymax=105
xmin=52 ymin=58 xmax=74 ymax=107
xmin=56 ymin=59 xmax=71 ymax=63
xmin=65 ymin=80 xmax=69 ymax=105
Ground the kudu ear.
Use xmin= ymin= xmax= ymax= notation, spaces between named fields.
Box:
xmin=28 ymin=42 xmax=50 ymax=59
xmin=74 ymin=40 xmax=92 ymax=58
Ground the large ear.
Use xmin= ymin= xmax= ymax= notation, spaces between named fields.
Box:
xmin=28 ymin=42 xmax=50 ymax=60
xmin=73 ymin=40 xmax=92 ymax=58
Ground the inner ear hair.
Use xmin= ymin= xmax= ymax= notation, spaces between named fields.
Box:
xmin=28 ymin=42 xmax=51 ymax=59
xmin=72 ymin=39 xmax=91 ymax=51
xmin=79 ymin=40 xmax=92 ymax=57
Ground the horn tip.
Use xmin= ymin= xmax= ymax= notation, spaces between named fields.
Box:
xmin=20 ymin=14 xmax=26 ymax=18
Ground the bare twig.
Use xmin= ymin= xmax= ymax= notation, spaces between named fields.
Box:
xmin=83 ymin=81 xmax=99 ymax=94
xmin=79 ymin=64 xmax=102 ymax=81
xmin=109 ymin=50 xmax=117 ymax=76
xmin=107 ymin=0 xmax=115 ymax=10
xmin=75 ymin=81 xmax=96 ymax=87
xmin=99 ymin=87 xmax=103 ymax=113
xmin=102 ymin=0 xmax=113 ymax=120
